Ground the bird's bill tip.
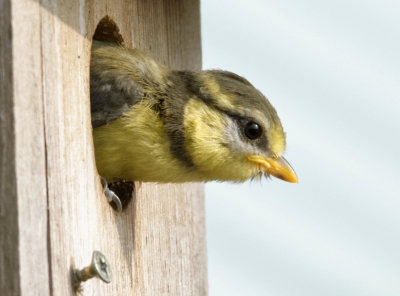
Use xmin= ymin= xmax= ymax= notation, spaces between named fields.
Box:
xmin=247 ymin=155 xmax=298 ymax=183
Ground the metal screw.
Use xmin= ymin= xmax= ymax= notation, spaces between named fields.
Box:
xmin=101 ymin=177 xmax=123 ymax=213
xmin=73 ymin=251 xmax=112 ymax=284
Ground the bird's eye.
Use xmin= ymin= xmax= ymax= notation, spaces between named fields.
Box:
xmin=244 ymin=121 xmax=262 ymax=140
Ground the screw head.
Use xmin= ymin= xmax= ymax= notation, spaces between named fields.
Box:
xmin=74 ymin=251 xmax=112 ymax=284
xmin=91 ymin=251 xmax=112 ymax=283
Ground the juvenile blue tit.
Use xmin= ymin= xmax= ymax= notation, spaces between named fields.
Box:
xmin=91 ymin=41 xmax=297 ymax=184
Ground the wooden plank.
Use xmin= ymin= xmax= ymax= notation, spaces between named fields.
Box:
xmin=0 ymin=0 xmax=50 ymax=295
xmin=0 ymin=0 xmax=19 ymax=294
xmin=129 ymin=1 xmax=207 ymax=295
xmin=38 ymin=0 xmax=207 ymax=295
xmin=1 ymin=0 xmax=205 ymax=294
xmin=132 ymin=183 xmax=207 ymax=296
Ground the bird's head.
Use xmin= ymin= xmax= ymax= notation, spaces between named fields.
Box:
xmin=182 ymin=70 xmax=298 ymax=183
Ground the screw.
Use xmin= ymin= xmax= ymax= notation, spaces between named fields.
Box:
xmin=73 ymin=251 xmax=112 ymax=284
xmin=101 ymin=177 xmax=123 ymax=213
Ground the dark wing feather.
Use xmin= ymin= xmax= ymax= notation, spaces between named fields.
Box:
xmin=90 ymin=41 xmax=145 ymax=128
xmin=90 ymin=71 xmax=143 ymax=128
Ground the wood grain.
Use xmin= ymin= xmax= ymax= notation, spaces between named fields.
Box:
xmin=1 ymin=0 xmax=50 ymax=295
xmin=0 ymin=0 xmax=19 ymax=294
xmin=1 ymin=0 xmax=206 ymax=295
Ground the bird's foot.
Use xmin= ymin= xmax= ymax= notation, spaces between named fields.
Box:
xmin=100 ymin=176 xmax=122 ymax=213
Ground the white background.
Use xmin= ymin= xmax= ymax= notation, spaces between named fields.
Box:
xmin=201 ymin=1 xmax=400 ymax=295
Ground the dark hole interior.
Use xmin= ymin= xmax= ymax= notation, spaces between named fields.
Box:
xmin=93 ymin=15 xmax=124 ymax=45
xmin=92 ymin=16 xmax=135 ymax=212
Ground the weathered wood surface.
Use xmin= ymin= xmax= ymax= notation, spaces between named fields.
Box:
xmin=0 ymin=0 xmax=207 ymax=295
xmin=0 ymin=0 xmax=50 ymax=295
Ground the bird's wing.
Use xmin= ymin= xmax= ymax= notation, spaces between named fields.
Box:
xmin=90 ymin=41 xmax=165 ymax=128
xmin=90 ymin=73 xmax=143 ymax=128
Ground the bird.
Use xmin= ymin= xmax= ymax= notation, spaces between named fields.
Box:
xmin=90 ymin=40 xmax=298 ymax=189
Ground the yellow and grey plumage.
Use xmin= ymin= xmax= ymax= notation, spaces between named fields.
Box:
xmin=91 ymin=41 xmax=297 ymax=184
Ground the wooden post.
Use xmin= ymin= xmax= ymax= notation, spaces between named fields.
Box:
xmin=0 ymin=1 xmax=207 ymax=295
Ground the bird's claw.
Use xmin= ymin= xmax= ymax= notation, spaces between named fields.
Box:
xmin=100 ymin=177 xmax=122 ymax=213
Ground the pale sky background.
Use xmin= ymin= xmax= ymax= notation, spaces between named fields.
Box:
xmin=201 ymin=1 xmax=400 ymax=295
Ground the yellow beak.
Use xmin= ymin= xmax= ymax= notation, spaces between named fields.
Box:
xmin=247 ymin=155 xmax=298 ymax=183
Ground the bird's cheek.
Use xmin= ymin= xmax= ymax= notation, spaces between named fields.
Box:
xmin=182 ymin=99 xmax=256 ymax=181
